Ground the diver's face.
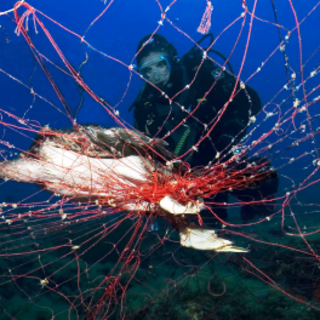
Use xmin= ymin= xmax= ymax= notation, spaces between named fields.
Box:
xmin=139 ymin=52 xmax=171 ymax=86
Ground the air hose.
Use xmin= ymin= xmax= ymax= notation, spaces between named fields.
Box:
xmin=174 ymin=126 xmax=191 ymax=156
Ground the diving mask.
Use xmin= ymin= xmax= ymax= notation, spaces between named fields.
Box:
xmin=139 ymin=54 xmax=171 ymax=85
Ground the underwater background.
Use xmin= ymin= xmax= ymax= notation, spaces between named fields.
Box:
xmin=0 ymin=0 xmax=320 ymax=319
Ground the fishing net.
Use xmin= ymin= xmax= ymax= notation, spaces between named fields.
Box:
xmin=0 ymin=0 xmax=320 ymax=319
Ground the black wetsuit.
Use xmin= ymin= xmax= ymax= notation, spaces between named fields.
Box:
xmin=130 ymin=50 xmax=278 ymax=223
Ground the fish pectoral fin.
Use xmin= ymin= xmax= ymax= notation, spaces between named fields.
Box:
xmin=179 ymin=227 xmax=248 ymax=252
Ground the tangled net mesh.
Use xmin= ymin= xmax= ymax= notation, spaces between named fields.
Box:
xmin=1 ymin=0 xmax=320 ymax=319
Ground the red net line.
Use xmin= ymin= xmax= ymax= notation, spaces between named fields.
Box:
xmin=0 ymin=0 xmax=320 ymax=319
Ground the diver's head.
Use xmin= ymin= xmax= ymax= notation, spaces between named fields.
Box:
xmin=136 ymin=34 xmax=178 ymax=86
xmin=139 ymin=52 xmax=171 ymax=86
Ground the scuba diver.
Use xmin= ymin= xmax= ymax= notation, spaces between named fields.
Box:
xmin=129 ymin=34 xmax=279 ymax=224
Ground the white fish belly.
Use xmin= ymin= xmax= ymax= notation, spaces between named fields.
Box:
xmin=1 ymin=140 xmax=149 ymax=197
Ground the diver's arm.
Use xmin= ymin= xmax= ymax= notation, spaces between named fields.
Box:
xmin=221 ymin=85 xmax=262 ymax=138
xmin=204 ymin=65 xmax=262 ymax=138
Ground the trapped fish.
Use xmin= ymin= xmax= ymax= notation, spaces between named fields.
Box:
xmin=0 ymin=125 xmax=247 ymax=252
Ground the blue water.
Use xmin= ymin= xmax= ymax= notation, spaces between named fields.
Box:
xmin=1 ymin=0 xmax=319 ymax=126
xmin=0 ymin=0 xmax=319 ymax=203
xmin=0 ymin=2 xmax=320 ymax=319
